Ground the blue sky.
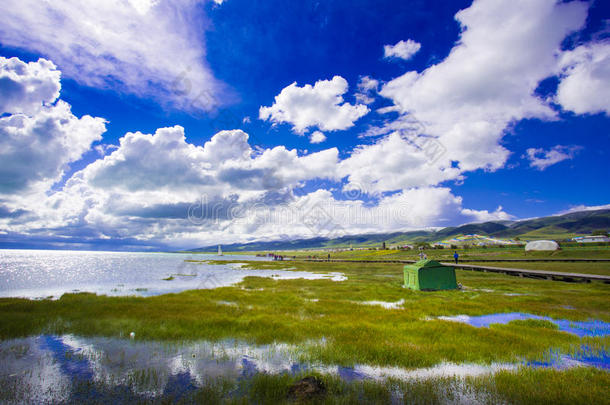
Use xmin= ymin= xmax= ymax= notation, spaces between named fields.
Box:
xmin=0 ymin=0 xmax=609 ymax=250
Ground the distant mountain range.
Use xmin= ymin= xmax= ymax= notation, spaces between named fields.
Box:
xmin=189 ymin=209 xmax=610 ymax=252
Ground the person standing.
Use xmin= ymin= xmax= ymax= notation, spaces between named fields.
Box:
xmin=454 ymin=251 xmax=459 ymax=264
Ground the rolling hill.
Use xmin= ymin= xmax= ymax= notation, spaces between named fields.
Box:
xmin=189 ymin=208 xmax=610 ymax=252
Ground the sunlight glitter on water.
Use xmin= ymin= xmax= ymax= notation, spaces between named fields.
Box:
xmin=0 ymin=250 xmax=345 ymax=299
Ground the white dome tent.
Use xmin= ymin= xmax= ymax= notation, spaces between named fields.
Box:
xmin=525 ymin=240 xmax=559 ymax=251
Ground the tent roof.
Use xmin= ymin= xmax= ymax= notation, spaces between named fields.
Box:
xmin=413 ymin=259 xmax=443 ymax=268
xmin=525 ymin=240 xmax=559 ymax=251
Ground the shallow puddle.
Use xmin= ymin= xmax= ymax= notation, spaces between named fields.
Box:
xmin=527 ymin=345 xmax=610 ymax=370
xmin=435 ymin=312 xmax=610 ymax=337
xmin=0 ymin=334 xmax=606 ymax=403
xmin=433 ymin=312 xmax=610 ymax=369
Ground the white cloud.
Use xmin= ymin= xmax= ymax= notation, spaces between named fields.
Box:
xmin=524 ymin=145 xmax=581 ymax=170
xmin=557 ymin=204 xmax=610 ymax=215
xmin=0 ymin=57 xmax=519 ymax=249
xmin=384 ymin=39 xmax=421 ymax=61
xmin=355 ymin=76 xmax=379 ymax=105
xmin=339 ymin=132 xmax=461 ymax=194
xmin=1 ymin=120 xmax=503 ymax=248
xmin=555 ymin=41 xmax=610 ymax=115
xmin=2 ymin=124 xmax=341 ymax=246
xmin=143 ymin=186 xmax=488 ymax=246
xmin=1 ymin=125 xmax=515 ymax=248
xmin=259 ymin=76 xmax=369 ymax=134
xmin=461 ymin=206 xmax=513 ymax=222
xmin=309 ymin=131 xmax=327 ymax=144
xmin=263 ymin=187 xmax=508 ymax=240
xmin=0 ymin=57 xmax=61 ymax=115
xmin=0 ymin=57 xmax=106 ymax=198
xmin=379 ymin=0 xmax=588 ymax=176
xmin=80 ymin=126 xmax=339 ymax=199
xmin=343 ymin=0 xmax=597 ymax=200
xmin=94 ymin=144 xmax=118 ymax=157
xmin=0 ymin=0 xmax=226 ymax=112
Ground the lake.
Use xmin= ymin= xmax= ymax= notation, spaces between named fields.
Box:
xmin=0 ymin=249 xmax=345 ymax=299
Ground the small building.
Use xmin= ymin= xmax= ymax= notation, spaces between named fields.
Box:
xmin=525 ymin=240 xmax=559 ymax=251
xmin=404 ymin=260 xmax=458 ymax=291
xmin=572 ymin=235 xmax=610 ymax=243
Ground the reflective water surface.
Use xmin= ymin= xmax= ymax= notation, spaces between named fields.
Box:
xmin=435 ymin=312 xmax=610 ymax=337
xmin=0 ymin=250 xmax=345 ymax=299
xmin=0 ymin=334 xmax=607 ymax=403
xmin=0 ymin=335 xmax=518 ymax=403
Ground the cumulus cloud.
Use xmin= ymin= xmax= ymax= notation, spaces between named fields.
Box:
xmin=383 ymin=39 xmax=421 ymax=61
xmin=0 ymin=0 xmax=226 ymax=112
xmin=309 ymin=131 xmax=327 ymax=144
xmin=0 ymin=125 xmax=341 ymax=247
xmin=0 ymin=57 xmax=106 ymax=197
xmin=143 ymin=186 xmax=488 ymax=246
xmin=341 ymin=0 xmax=598 ymax=199
xmin=259 ymin=76 xmax=369 ymax=134
xmin=523 ymin=145 xmax=581 ymax=170
xmin=0 ymin=57 xmax=61 ymax=115
xmin=379 ymin=0 xmax=588 ymax=176
xmin=80 ymin=126 xmax=339 ymax=198
xmin=555 ymin=41 xmax=610 ymax=115
xmin=0 ymin=56 xmax=518 ymax=249
xmin=339 ymin=132 xmax=461 ymax=194
xmin=244 ymin=186 xmax=509 ymax=242
xmin=2 ymin=122 xmax=503 ymax=248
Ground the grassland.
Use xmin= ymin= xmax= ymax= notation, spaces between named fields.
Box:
xmin=247 ymin=245 xmax=610 ymax=275
xmin=0 ymin=258 xmax=608 ymax=403
xmin=264 ymin=245 xmax=610 ymax=261
xmin=1 ymin=261 xmax=608 ymax=362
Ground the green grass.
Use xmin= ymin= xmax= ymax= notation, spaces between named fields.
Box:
xmin=462 ymin=261 xmax=610 ymax=276
xmin=0 ymin=258 xmax=608 ymax=403
xmin=266 ymin=245 xmax=610 ymax=261
xmin=1 ymin=260 xmax=608 ymax=369
xmin=251 ymin=245 xmax=610 ymax=276
xmin=515 ymin=225 xmax=580 ymax=240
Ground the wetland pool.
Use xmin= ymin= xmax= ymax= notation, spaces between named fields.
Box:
xmin=0 ymin=334 xmax=607 ymax=403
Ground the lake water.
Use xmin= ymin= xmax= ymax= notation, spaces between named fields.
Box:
xmin=0 ymin=249 xmax=345 ymax=299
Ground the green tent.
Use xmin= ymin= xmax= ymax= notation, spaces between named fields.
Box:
xmin=404 ymin=260 xmax=458 ymax=291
